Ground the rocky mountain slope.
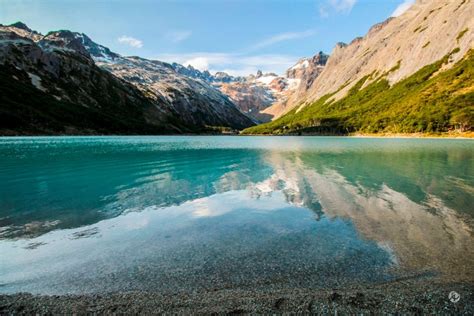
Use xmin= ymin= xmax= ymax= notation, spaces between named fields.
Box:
xmin=304 ymin=0 xmax=473 ymax=105
xmin=170 ymin=64 xmax=278 ymax=122
xmin=172 ymin=63 xmax=242 ymax=84
xmin=0 ymin=23 xmax=254 ymax=135
xmin=96 ymin=56 xmax=253 ymax=130
xmin=217 ymin=71 xmax=291 ymax=122
xmin=94 ymin=55 xmax=253 ymax=130
xmin=171 ymin=55 xmax=328 ymax=123
xmin=243 ymin=0 xmax=473 ymax=135
xmin=260 ymin=52 xmax=328 ymax=119
xmin=0 ymin=25 xmax=184 ymax=135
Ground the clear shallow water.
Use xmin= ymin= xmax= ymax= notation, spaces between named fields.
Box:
xmin=0 ymin=136 xmax=473 ymax=294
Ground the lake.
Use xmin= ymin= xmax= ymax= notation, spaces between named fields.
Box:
xmin=0 ymin=136 xmax=473 ymax=294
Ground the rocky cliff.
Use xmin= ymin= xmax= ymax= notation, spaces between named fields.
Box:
xmin=303 ymin=0 xmax=473 ymax=108
xmin=261 ymin=51 xmax=328 ymax=119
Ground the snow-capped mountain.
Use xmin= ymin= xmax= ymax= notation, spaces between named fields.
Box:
xmin=171 ymin=63 xmax=244 ymax=83
xmin=167 ymin=54 xmax=329 ymax=122
xmin=97 ymin=56 xmax=253 ymax=129
xmin=217 ymin=71 xmax=292 ymax=123
xmin=0 ymin=22 xmax=254 ymax=135
xmin=0 ymin=24 xmax=181 ymax=135
xmin=261 ymin=51 xmax=329 ymax=119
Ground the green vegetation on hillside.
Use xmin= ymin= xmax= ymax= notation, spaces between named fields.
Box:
xmin=242 ymin=50 xmax=473 ymax=135
xmin=456 ymin=28 xmax=469 ymax=42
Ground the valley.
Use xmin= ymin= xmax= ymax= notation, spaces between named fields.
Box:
xmin=0 ymin=0 xmax=472 ymax=136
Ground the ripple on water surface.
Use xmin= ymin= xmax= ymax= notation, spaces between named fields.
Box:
xmin=0 ymin=136 xmax=473 ymax=294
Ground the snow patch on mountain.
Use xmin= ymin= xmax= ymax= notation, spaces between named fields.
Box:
xmin=27 ymin=72 xmax=46 ymax=92
xmin=256 ymin=75 xmax=278 ymax=85
xmin=290 ymin=59 xmax=309 ymax=70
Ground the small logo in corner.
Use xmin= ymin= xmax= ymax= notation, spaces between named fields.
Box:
xmin=449 ymin=291 xmax=460 ymax=303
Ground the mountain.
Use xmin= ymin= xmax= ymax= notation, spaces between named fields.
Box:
xmin=169 ymin=64 xmax=280 ymax=122
xmin=218 ymin=76 xmax=277 ymax=123
xmin=97 ymin=56 xmax=253 ymax=129
xmin=0 ymin=23 xmax=254 ymax=135
xmin=171 ymin=63 xmax=244 ymax=83
xmin=243 ymin=0 xmax=473 ymax=135
xmin=71 ymin=30 xmax=254 ymax=130
xmin=259 ymin=51 xmax=329 ymax=119
xmin=169 ymin=57 xmax=328 ymax=123
xmin=0 ymin=25 xmax=183 ymax=135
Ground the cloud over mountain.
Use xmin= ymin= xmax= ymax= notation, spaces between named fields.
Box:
xmin=117 ymin=36 xmax=143 ymax=48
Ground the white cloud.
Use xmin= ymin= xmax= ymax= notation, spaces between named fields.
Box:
xmin=319 ymin=6 xmax=329 ymax=18
xmin=249 ymin=30 xmax=315 ymax=51
xmin=183 ymin=57 xmax=210 ymax=70
xmin=166 ymin=30 xmax=192 ymax=43
xmin=219 ymin=67 xmax=262 ymax=77
xmin=155 ymin=52 xmax=298 ymax=76
xmin=391 ymin=0 xmax=415 ymax=17
xmin=117 ymin=35 xmax=143 ymax=48
xmin=157 ymin=53 xmax=231 ymax=71
xmin=329 ymin=0 xmax=357 ymax=12
xmin=154 ymin=28 xmax=316 ymax=75
xmin=319 ymin=0 xmax=357 ymax=17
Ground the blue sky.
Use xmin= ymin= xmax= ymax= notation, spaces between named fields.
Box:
xmin=0 ymin=0 xmax=415 ymax=75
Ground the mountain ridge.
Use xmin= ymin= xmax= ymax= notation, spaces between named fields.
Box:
xmin=168 ymin=53 xmax=329 ymax=122
xmin=242 ymin=0 xmax=473 ymax=135
xmin=0 ymin=22 xmax=254 ymax=135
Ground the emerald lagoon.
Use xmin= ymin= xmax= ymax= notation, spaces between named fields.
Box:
xmin=0 ymin=136 xmax=473 ymax=294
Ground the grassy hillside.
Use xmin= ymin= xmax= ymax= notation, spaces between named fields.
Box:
xmin=242 ymin=49 xmax=473 ymax=135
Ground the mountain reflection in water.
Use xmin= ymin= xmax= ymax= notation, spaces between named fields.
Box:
xmin=0 ymin=136 xmax=472 ymax=294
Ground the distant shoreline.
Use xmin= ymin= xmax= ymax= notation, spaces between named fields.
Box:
xmin=0 ymin=132 xmax=473 ymax=138
xmin=239 ymin=131 xmax=474 ymax=139
xmin=349 ymin=132 xmax=474 ymax=139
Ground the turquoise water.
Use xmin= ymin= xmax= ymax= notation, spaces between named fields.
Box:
xmin=0 ymin=136 xmax=473 ymax=294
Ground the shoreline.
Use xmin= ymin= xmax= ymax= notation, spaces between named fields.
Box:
xmin=239 ymin=131 xmax=474 ymax=138
xmin=1 ymin=281 xmax=473 ymax=314
xmin=0 ymin=133 xmax=473 ymax=139
xmin=349 ymin=132 xmax=474 ymax=139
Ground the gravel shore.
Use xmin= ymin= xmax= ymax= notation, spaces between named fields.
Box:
xmin=1 ymin=281 xmax=473 ymax=314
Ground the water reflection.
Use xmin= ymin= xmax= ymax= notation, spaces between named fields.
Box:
xmin=0 ymin=190 xmax=396 ymax=294
xmin=0 ymin=145 xmax=271 ymax=239
xmin=0 ymin=136 xmax=473 ymax=294
xmin=261 ymin=151 xmax=474 ymax=282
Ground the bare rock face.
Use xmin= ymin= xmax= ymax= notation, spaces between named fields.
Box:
xmin=215 ymin=54 xmax=330 ymax=122
xmin=39 ymin=30 xmax=92 ymax=57
xmin=0 ymin=22 xmax=43 ymax=41
xmin=218 ymin=81 xmax=276 ymax=123
xmin=261 ymin=51 xmax=329 ymax=119
xmin=212 ymin=71 xmax=305 ymax=123
xmin=300 ymin=0 xmax=474 ymax=108
xmin=269 ymin=77 xmax=288 ymax=92
xmin=286 ymin=52 xmax=328 ymax=82
xmin=202 ymin=57 xmax=329 ymax=123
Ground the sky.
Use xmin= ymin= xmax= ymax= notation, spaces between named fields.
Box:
xmin=0 ymin=0 xmax=415 ymax=76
